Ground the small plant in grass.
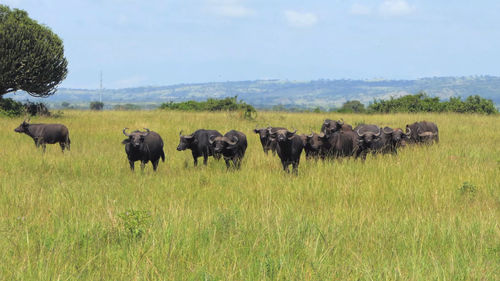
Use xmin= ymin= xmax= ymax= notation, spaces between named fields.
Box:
xmin=459 ymin=182 xmax=477 ymax=195
xmin=118 ymin=209 xmax=151 ymax=238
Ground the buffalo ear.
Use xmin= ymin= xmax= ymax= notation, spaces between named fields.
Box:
xmin=253 ymin=129 xmax=260 ymax=133
xmin=122 ymin=139 xmax=130 ymax=145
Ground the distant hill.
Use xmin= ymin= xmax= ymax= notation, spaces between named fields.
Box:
xmin=7 ymin=76 xmax=500 ymax=109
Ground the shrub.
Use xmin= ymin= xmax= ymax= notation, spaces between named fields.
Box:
xmin=90 ymin=101 xmax=104 ymax=110
xmin=160 ymin=96 xmax=257 ymax=118
xmin=118 ymin=209 xmax=151 ymax=238
xmin=23 ymin=101 xmax=51 ymax=116
xmin=0 ymin=97 xmax=23 ymax=117
xmin=337 ymin=100 xmax=365 ymax=113
xmin=368 ymin=93 xmax=497 ymax=114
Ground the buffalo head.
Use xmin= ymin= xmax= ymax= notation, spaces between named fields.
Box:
xmin=306 ymin=131 xmax=325 ymax=151
xmin=322 ymin=119 xmax=344 ymax=135
xmin=122 ymin=128 xmax=150 ymax=149
xmin=356 ymin=126 xmax=381 ymax=148
xmin=209 ymin=135 xmax=238 ymax=153
xmin=14 ymin=118 xmax=30 ymax=133
xmin=416 ymin=128 xmax=437 ymax=143
xmin=254 ymin=127 xmax=271 ymax=141
xmin=383 ymin=127 xmax=410 ymax=147
xmin=269 ymin=128 xmax=297 ymax=143
xmin=176 ymin=130 xmax=196 ymax=151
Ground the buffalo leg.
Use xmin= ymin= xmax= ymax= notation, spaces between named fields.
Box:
xmin=203 ymin=153 xmax=208 ymax=165
xmin=152 ymin=159 xmax=160 ymax=171
xmin=140 ymin=161 xmax=146 ymax=171
xmin=60 ymin=142 xmax=66 ymax=152
xmin=193 ymin=157 xmax=198 ymax=166
xmin=129 ymin=161 xmax=135 ymax=171
xmin=292 ymin=162 xmax=299 ymax=175
xmin=233 ymin=157 xmax=241 ymax=169
xmin=282 ymin=161 xmax=289 ymax=173
xmin=42 ymin=143 xmax=46 ymax=153
xmin=225 ymin=159 xmax=231 ymax=169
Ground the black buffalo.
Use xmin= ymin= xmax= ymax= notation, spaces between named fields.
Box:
xmin=353 ymin=124 xmax=382 ymax=159
xmin=177 ymin=129 xmax=222 ymax=166
xmin=253 ymin=126 xmax=286 ymax=155
xmin=302 ymin=132 xmax=325 ymax=159
xmin=209 ymin=130 xmax=247 ymax=169
xmin=268 ymin=128 xmax=303 ymax=173
xmin=14 ymin=119 xmax=71 ymax=153
xmin=406 ymin=121 xmax=439 ymax=144
xmin=321 ymin=119 xmax=353 ymax=135
xmin=319 ymin=130 xmax=358 ymax=159
xmin=377 ymin=127 xmax=411 ymax=154
xmin=122 ymin=128 xmax=165 ymax=171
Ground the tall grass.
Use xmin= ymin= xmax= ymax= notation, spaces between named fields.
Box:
xmin=0 ymin=111 xmax=498 ymax=280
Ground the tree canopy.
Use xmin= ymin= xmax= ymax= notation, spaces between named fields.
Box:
xmin=0 ymin=5 xmax=68 ymax=97
xmin=368 ymin=92 xmax=497 ymax=114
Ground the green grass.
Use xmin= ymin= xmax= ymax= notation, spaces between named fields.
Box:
xmin=0 ymin=110 xmax=499 ymax=280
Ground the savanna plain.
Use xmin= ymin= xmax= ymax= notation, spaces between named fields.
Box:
xmin=0 ymin=110 xmax=499 ymax=280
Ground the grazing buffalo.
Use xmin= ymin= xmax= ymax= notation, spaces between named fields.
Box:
xmin=209 ymin=130 xmax=247 ymax=169
xmin=268 ymin=128 xmax=304 ymax=173
xmin=303 ymin=132 xmax=325 ymax=159
xmin=321 ymin=119 xmax=353 ymax=135
xmin=377 ymin=127 xmax=411 ymax=154
xmin=354 ymin=124 xmax=382 ymax=159
xmin=253 ymin=126 xmax=286 ymax=155
xmin=177 ymin=129 xmax=222 ymax=166
xmin=319 ymin=130 xmax=358 ymax=159
xmin=122 ymin=128 xmax=165 ymax=171
xmin=406 ymin=121 xmax=439 ymax=144
xmin=14 ymin=119 xmax=71 ymax=153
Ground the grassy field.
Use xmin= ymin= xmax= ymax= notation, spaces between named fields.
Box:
xmin=0 ymin=110 xmax=498 ymax=280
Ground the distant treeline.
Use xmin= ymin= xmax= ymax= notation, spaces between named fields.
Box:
xmin=367 ymin=93 xmax=497 ymax=114
xmin=160 ymin=96 xmax=256 ymax=116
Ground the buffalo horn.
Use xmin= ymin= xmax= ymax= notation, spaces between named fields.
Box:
xmin=356 ymin=129 xmax=363 ymax=137
xmin=405 ymin=127 xmax=411 ymax=136
xmin=123 ymin=128 xmax=131 ymax=137
xmin=143 ymin=128 xmax=150 ymax=136
xmin=374 ymin=127 xmax=381 ymax=137
xmin=338 ymin=118 xmax=344 ymax=125
xmin=227 ymin=136 xmax=238 ymax=145
xmin=382 ymin=127 xmax=393 ymax=134
xmin=209 ymin=135 xmax=216 ymax=144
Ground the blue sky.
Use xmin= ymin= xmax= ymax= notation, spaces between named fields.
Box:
xmin=3 ymin=0 xmax=500 ymax=88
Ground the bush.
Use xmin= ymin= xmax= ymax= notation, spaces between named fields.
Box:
xmin=337 ymin=100 xmax=365 ymax=113
xmin=113 ymin=103 xmax=141 ymax=110
xmin=160 ymin=96 xmax=257 ymax=118
xmin=368 ymin=93 xmax=498 ymax=114
xmin=0 ymin=97 xmax=23 ymax=117
xmin=23 ymin=101 xmax=51 ymax=116
xmin=90 ymin=101 xmax=104 ymax=110
xmin=118 ymin=210 xmax=151 ymax=239
xmin=0 ymin=97 xmax=53 ymax=117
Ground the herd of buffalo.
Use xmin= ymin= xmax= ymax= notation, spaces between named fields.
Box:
xmin=13 ymin=118 xmax=439 ymax=173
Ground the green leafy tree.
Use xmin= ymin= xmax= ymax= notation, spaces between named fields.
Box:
xmin=0 ymin=5 xmax=68 ymax=97
xmin=338 ymin=100 xmax=365 ymax=113
xmin=90 ymin=101 xmax=104 ymax=110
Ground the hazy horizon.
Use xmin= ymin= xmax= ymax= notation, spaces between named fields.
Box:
xmin=3 ymin=0 xmax=500 ymax=89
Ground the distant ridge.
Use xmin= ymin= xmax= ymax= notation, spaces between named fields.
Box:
xmin=7 ymin=76 xmax=500 ymax=109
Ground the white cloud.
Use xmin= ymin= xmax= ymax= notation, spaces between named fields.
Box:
xmin=351 ymin=3 xmax=372 ymax=15
xmin=207 ymin=0 xmax=254 ymax=18
xmin=378 ymin=0 xmax=415 ymax=16
xmin=284 ymin=10 xmax=318 ymax=27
